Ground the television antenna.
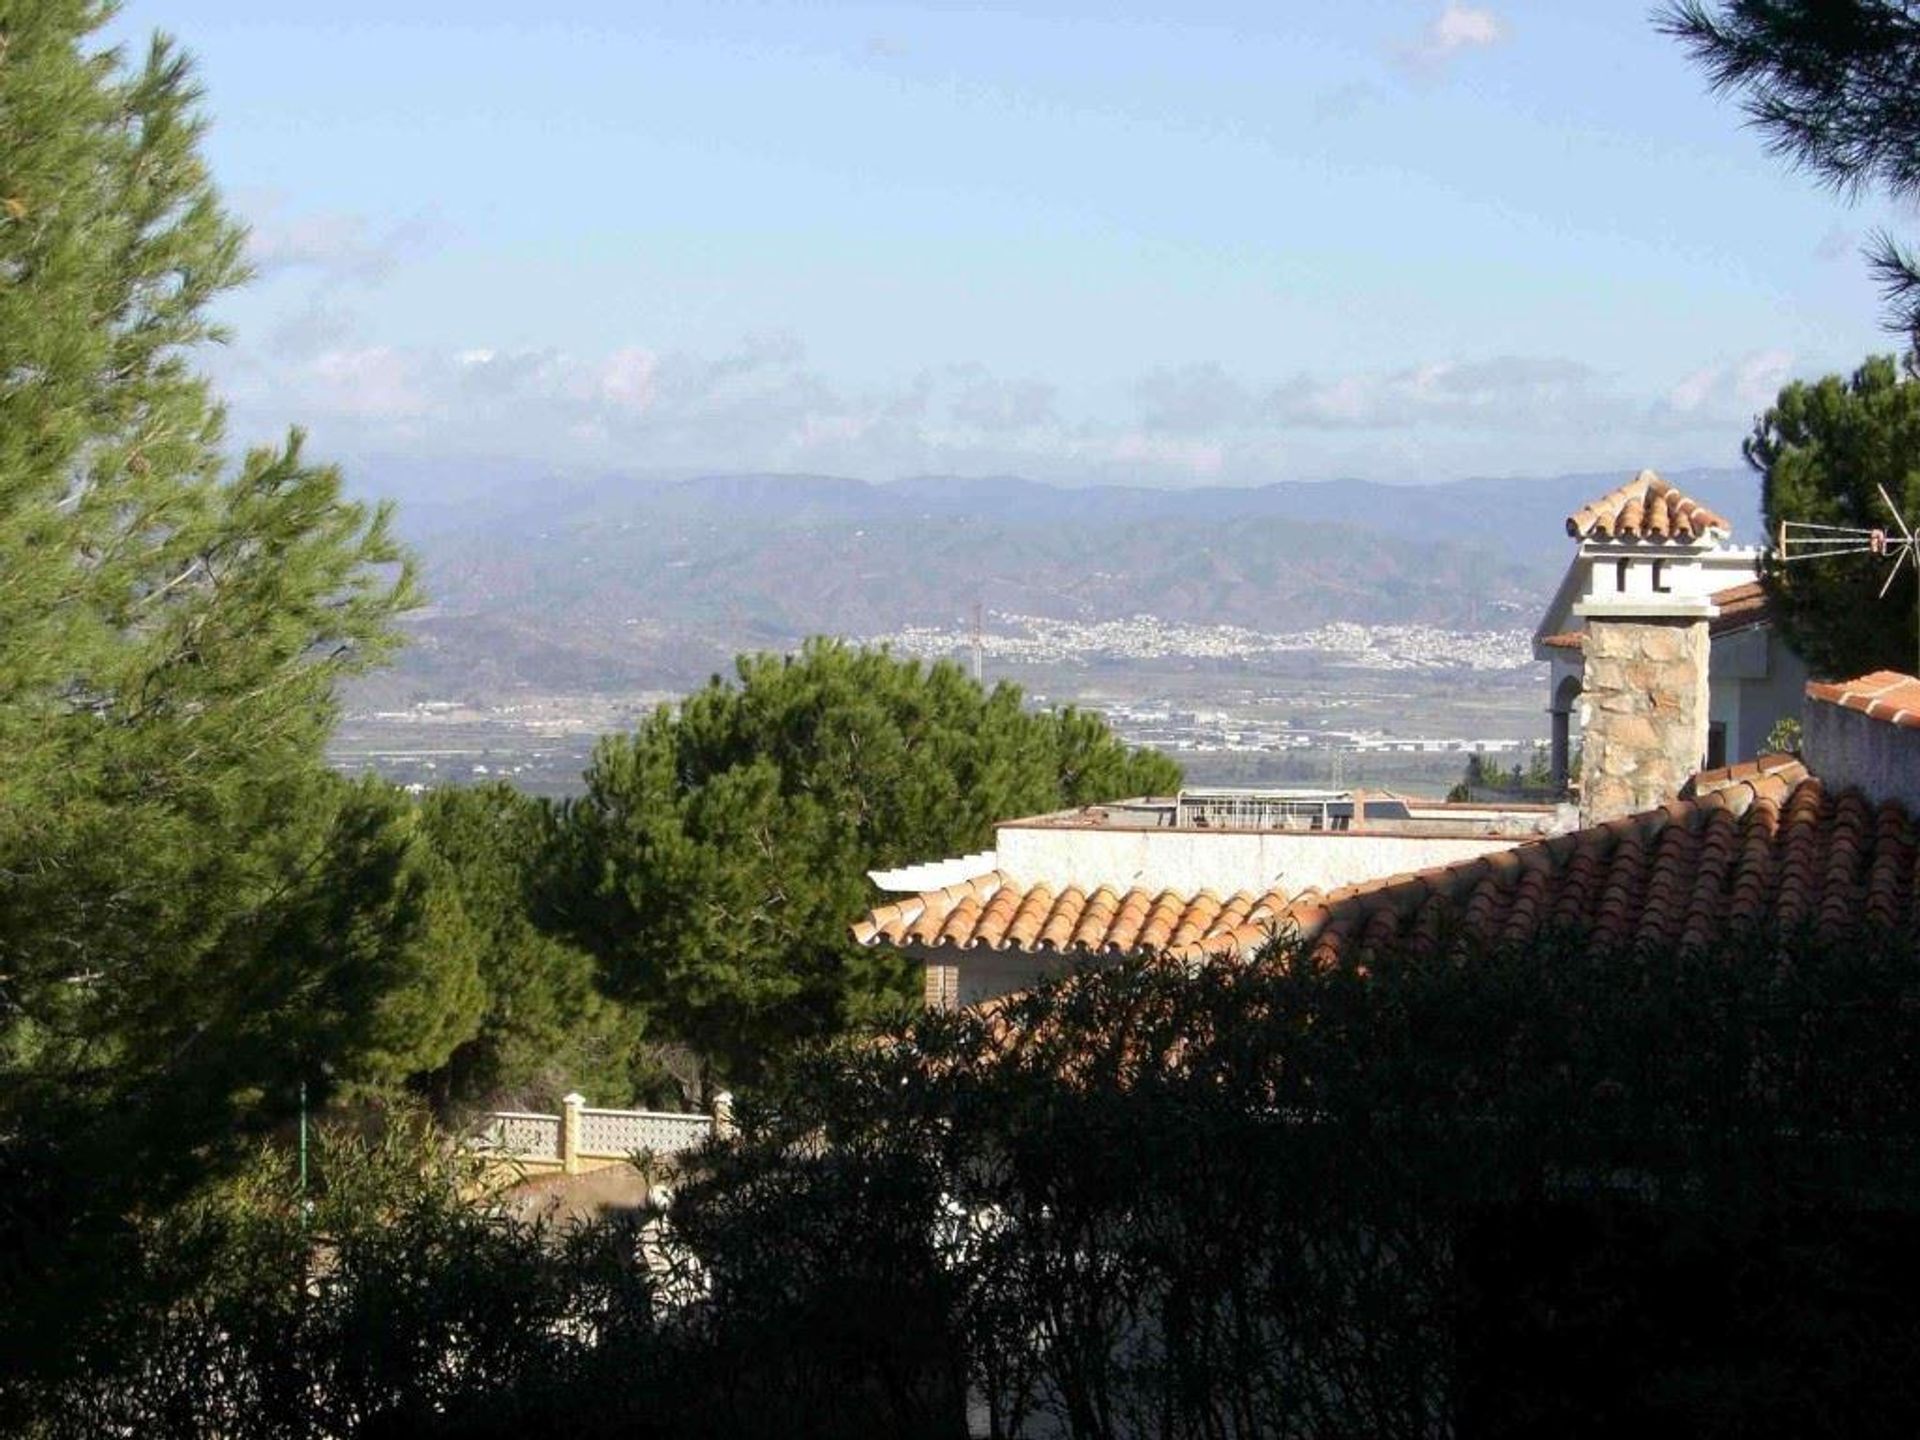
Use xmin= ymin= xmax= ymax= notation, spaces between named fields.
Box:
xmin=1776 ymin=483 xmax=1920 ymax=676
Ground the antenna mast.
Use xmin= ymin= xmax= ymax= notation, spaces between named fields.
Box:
xmin=971 ymin=601 xmax=983 ymax=684
xmin=1776 ymin=483 xmax=1920 ymax=676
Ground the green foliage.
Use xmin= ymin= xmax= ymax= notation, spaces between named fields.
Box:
xmin=1451 ymin=742 xmax=1556 ymax=802
xmin=1748 ymin=356 xmax=1920 ymax=678
xmin=36 ymin=918 xmax=1920 ymax=1437
xmin=1663 ymin=2 xmax=1920 ymax=339
xmin=555 ymin=639 xmax=1180 ymax=1084
xmin=668 ymin=919 xmax=1920 ymax=1437
xmin=0 ymin=2 xmax=425 ymax=1391
xmin=412 ymin=783 xmax=653 ymax=1109
xmin=17 ymin=1110 xmax=670 ymax=1440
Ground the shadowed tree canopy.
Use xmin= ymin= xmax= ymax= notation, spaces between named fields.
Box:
xmin=1663 ymin=1 xmax=1920 ymax=338
xmin=552 ymin=639 xmax=1181 ymax=1084
xmin=411 ymin=783 xmax=656 ymax=1111
xmin=1749 ymin=355 xmax=1920 ymax=678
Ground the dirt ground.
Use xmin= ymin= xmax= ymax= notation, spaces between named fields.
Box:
xmin=498 ymin=1164 xmax=665 ymax=1228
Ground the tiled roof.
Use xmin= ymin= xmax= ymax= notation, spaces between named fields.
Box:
xmin=1246 ymin=754 xmax=1910 ymax=968
xmin=854 ymin=873 xmax=1293 ymax=962
xmin=1707 ymin=579 xmax=1771 ymax=637
xmin=1566 ymin=469 xmax=1729 ymax=542
xmin=867 ymin=755 xmax=1920 ymax=977
xmin=1537 ymin=581 xmax=1773 ymax=656
xmin=1806 ymin=671 xmax=1920 ymax=731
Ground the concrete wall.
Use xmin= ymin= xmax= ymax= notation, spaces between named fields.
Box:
xmin=1804 ymin=700 xmax=1920 ymax=815
xmin=1580 ymin=616 xmax=1710 ymax=824
xmin=994 ymin=824 xmax=1525 ymax=898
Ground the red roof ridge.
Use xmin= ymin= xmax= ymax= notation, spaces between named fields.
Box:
xmin=924 ymin=769 xmax=1920 ymax=1048
xmin=1806 ymin=670 xmax=1920 ymax=730
xmin=1683 ymin=752 xmax=1808 ymax=800
xmin=1565 ymin=468 xmax=1730 ymax=542
xmin=858 ymin=873 xmax=1298 ymax=959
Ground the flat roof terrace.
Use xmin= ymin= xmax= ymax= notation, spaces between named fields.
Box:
xmin=857 ymin=789 xmax=1579 ymax=901
xmin=1008 ymin=788 xmax=1567 ymax=841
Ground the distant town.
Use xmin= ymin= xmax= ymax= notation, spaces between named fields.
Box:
xmin=331 ymin=617 xmax=1546 ymax=796
xmin=868 ymin=613 xmax=1536 ymax=672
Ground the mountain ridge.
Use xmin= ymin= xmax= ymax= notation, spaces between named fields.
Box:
xmin=344 ymin=462 xmax=1759 ymax=701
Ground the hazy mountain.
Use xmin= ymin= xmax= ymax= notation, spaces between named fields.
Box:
xmin=343 ymin=463 xmax=1758 ymax=702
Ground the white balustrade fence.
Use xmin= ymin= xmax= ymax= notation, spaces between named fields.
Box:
xmin=479 ymin=1110 xmax=562 ymax=1162
xmin=578 ymin=1106 xmax=711 ymax=1158
xmin=474 ymin=1092 xmax=729 ymax=1173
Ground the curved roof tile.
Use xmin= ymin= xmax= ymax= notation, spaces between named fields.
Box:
xmin=856 ymin=756 xmax=1920 ymax=978
xmin=1566 ymin=469 xmax=1730 ymax=542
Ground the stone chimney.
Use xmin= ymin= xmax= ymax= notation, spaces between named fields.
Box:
xmin=1579 ymin=617 xmax=1710 ymax=823
xmin=1561 ymin=471 xmax=1731 ymax=825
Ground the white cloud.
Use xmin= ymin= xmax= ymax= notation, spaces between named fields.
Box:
xmin=210 ymin=315 xmax=1816 ymax=489
xmin=1400 ymin=3 xmax=1507 ymax=76
xmin=599 ymin=347 xmax=658 ymax=413
xmin=1661 ymin=348 xmax=1793 ymax=421
xmin=944 ymin=365 xmax=1058 ymax=431
xmin=244 ymin=204 xmax=448 ymax=288
xmin=1267 ymin=355 xmax=1599 ymax=430
xmin=303 ymin=346 xmax=428 ymax=420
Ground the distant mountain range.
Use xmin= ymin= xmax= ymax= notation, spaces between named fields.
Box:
xmin=342 ymin=463 xmax=1761 ymax=702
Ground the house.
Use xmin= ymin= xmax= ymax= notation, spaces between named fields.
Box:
xmin=856 ymin=788 xmax=1571 ymax=1009
xmin=854 ymin=469 xmax=1871 ymax=1011
xmin=1531 ymin=469 xmax=1809 ymax=821
xmin=899 ymin=679 xmax=1920 ymax=1439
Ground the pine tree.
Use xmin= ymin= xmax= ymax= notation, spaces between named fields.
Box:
xmin=1663 ymin=2 xmax=1920 ymax=340
xmin=1748 ymin=356 xmax=1920 ymax=678
xmin=554 ymin=640 xmax=1181 ymax=1085
xmin=0 ymin=3 xmax=430 ymax=1398
xmin=413 ymin=783 xmax=651 ymax=1110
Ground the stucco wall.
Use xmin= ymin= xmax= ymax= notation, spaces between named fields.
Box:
xmin=1708 ymin=627 xmax=1809 ymax=761
xmin=994 ymin=824 xmax=1525 ymax=897
xmin=1804 ymin=700 xmax=1920 ymax=815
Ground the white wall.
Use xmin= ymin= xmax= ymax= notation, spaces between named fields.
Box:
xmin=1574 ymin=542 xmax=1760 ymax=619
xmin=994 ymin=823 xmax=1524 ymax=898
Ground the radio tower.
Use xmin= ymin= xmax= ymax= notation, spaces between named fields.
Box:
xmin=970 ymin=601 xmax=984 ymax=684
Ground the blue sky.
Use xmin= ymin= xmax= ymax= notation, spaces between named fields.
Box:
xmin=114 ymin=1 xmax=1905 ymax=486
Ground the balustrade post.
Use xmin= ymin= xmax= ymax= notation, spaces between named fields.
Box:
xmin=561 ymin=1092 xmax=586 ymax=1174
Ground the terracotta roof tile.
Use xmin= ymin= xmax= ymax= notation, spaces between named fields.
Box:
xmin=1708 ymin=579 xmax=1771 ymax=636
xmin=1806 ymin=670 xmax=1920 ymax=730
xmin=1565 ymin=469 xmax=1730 ymax=542
xmin=861 ymin=756 xmax=1917 ymax=988
xmin=1683 ymin=752 xmax=1807 ymax=802
xmin=858 ymin=875 xmax=1298 ymax=959
xmin=1270 ymin=762 xmax=1920 ymax=966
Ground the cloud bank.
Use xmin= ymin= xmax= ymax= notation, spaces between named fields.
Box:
xmin=213 ymin=203 xmax=1814 ymax=489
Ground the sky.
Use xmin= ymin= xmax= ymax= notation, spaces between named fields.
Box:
xmin=111 ymin=0 xmax=1907 ymax=488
